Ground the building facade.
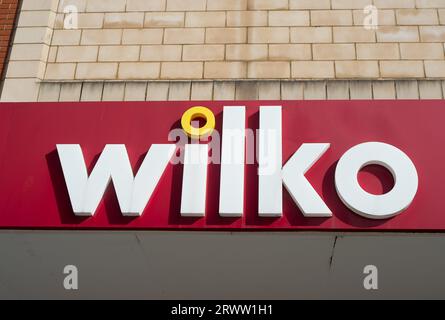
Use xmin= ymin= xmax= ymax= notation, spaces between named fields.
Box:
xmin=1 ymin=0 xmax=445 ymax=299
xmin=2 ymin=0 xmax=445 ymax=101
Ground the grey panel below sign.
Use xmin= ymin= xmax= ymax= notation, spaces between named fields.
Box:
xmin=0 ymin=231 xmax=444 ymax=299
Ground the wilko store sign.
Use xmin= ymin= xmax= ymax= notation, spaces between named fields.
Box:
xmin=0 ymin=101 xmax=442 ymax=231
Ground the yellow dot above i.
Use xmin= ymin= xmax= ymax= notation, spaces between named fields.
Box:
xmin=181 ymin=106 xmax=216 ymax=139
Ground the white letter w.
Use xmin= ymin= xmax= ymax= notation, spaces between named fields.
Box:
xmin=56 ymin=144 xmax=176 ymax=217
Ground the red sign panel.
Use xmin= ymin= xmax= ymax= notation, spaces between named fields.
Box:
xmin=0 ymin=101 xmax=443 ymax=231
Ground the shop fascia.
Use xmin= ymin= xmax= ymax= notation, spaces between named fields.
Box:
xmin=56 ymin=106 xmax=418 ymax=221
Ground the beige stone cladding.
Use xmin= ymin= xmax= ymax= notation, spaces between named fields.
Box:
xmin=25 ymin=0 xmax=445 ymax=81
xmin=2 ymin=0 xmax=445 ymax=101
xmin=36 ymin=80 xmax=445 ymax=102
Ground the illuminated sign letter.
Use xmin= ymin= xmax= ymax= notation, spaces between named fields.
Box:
xmin=335 ymin=142 xmax=418 ymax=219
xmin=57 ymin=144 xmax=175 ymax=217
xmin=258 ymin=106 xmax=332 ymax=218
xmin=219 ymin=106 xmax=246 ymax=217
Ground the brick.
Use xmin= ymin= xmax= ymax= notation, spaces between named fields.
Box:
xmin=248 ymin=27 xmax=289 ymax=43
xmin=123 ymin=29 xmax=164 ymax=44
xmin=313 ymin=44 xmax=356 ymax=60
xmin=38 ymin=83 xmax=61 ymax=102
xmin=77 ymin=13 xmax=104 ymax=29
xmin=227 ymin=11 xmax=267 ymax=27
xmin=53 ymin=14 xmax=65 ymax=30
xmin=191 ymin=82 xmax=214 ymax=100
xmin=374 ymin=0 xmax=415 ymax=8
xmin=81 ymin=29 xmax=122 ymax=45
xmin=186 ymin=12 xmax=226 ymax=27
xmin=226 ymin=44 xmax=268 ymax=61
xmin=161 ymin=62 xmax=203 ymax=79
xmin=400 ymin=43 xmax=444 ymax=59
xmin=52 ymin=30 xmax=81 ymax=45
xmin=55 ymin=14 xmax=69 ymax=30
xmin=248 ymin=61 xmax=290 ymax=78
xmin=269 ymin=44 xmax=311 ymax=60
xmin=207 ymin=0 xmax=248 ymax=11
xmin=291 ymin=27 xmax=332 ymax=43
xmin=3 ymin=45 xmax=45 ymax=72
xmin=350 ymin=81 xmax=373 ymax=99
xmin=416 ymin=0 xmax=445 ymax=8
xmin=327 ymin=81 xmax=349 ymax=99
xmin=331 ymin=0 xmax=373 ymax=9
xmin=36 ymin=45 xmax=53 ymax=63
xmin=57 ymin=46 xmax=98 ymax=62
xmin=118 ymin=62 xmax=161 ymax=79
xmin=290 ymin=0 xmax=330 ymax=9
xmin=167 ymin=0 xmax=206 ymax=11
xmin=124 ymin=83 xmax=148 ymax=101
xmin=373 ymin=81 xmax=396 ymax=99
xmin=420 ymin=26 xmax=445 ymax=42
xmin=147 ymin=82 xmax=170 ymax=101
xmin=86 ymin=0 xmax=126 ymax=12
xmin=145 ymin=12 xmax=184 ymax=28
xmin=59 ymin=83 xmax=82 ymax=102
xmin=140 ymin=45 xmax=182 ymax=61
xmin=380 ymin=61 xmax=425 ymax=78
xmin=204 ymin=62 xmax=247 ymax=79
xmin=395 ymin=80 xmax=419 ymax=99
xmin=103 ymin=83 xmax=125 ymax=101
xmin=440 ymin=10 xmax=445 ymax=24
xmin=303 ymin=81 xmax=327 ymax=99
xmin=396 ymin=9 xmax=439 ymax=25
xmin=418 ymin=80 xmax=443 ymax=99
xmin=99 ymin=46 xmax=140 ymax=62
xmin=248 ymin=0 xmax=288 ymax=10
xmin=76 ymin=63 xmax=118 ymax=79
xmin=1 ymin=79 xmax=40 ymax=102
xmin=292 ymin=61 xmax=335 ymax=78
xmin=58 ymin=0 xmax=87 ymax=13
xmin=269 ymin=11 xmax=309 ymax=27
xmin=6 ymin=60 xmax=45 ymax=78
xmin=168 ymin=82 xmax=191 ymax=100
xmin=183 ymin=45 xmax=225 ymax=61
xmin=335 ymin=61 xmax=379 ymax=78
xmin=81 ymin=83 xmax=103 ymax=101
xmin=334 ymin=27 xmax=376 ymax=43
xmin=14 ymin=27 xmax=52 ymax=44
xmin=213 ymin=81 xmax=236 ymax=100
xmin=22 ymin=0 xmax=57 ymax=11
xmin=235 ymin=82 xmax=259 ymax=99
xmin=104 ymin=13 xmax=144 ymax=29
xmin=425 ymin=61 xmax=445 ymax=77
xmin=45 ymin=63 xmax=76 ymax=80
xmin=164 ymin=28 xmax=204 ymax=44
xmin=43 ymin=12 xmax=59 ymax=29
xmin=206 ymin=28 xmax=247 ymax=44
xmin=353 ymin=9 xmax=396 ymax=26
xmin=357 ymin=44 xmax=400 ymax=60
xmin=126 ymin=0 xmax=166 ymax=11
xmin=258 ymin=81 xmax=281 ymax=100
xmin=10 ymin=44 xmax=46 ymax=61
xmin=18 ymin=11 xmax=52 ymax=27
xmin=377 ymin=26 xmax=419 ymax=42
xmin=311 ymin=10 xmax=353 ymax=26
xmin=281 ymin=81 xmax=304 ymax=99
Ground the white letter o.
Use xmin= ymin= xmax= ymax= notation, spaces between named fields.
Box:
xmin=335 ymin=142 xmax=418 ymax=220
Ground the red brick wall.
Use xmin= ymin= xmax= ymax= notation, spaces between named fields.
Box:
xmin=0 ymin=0 xmax=19 ymax=80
